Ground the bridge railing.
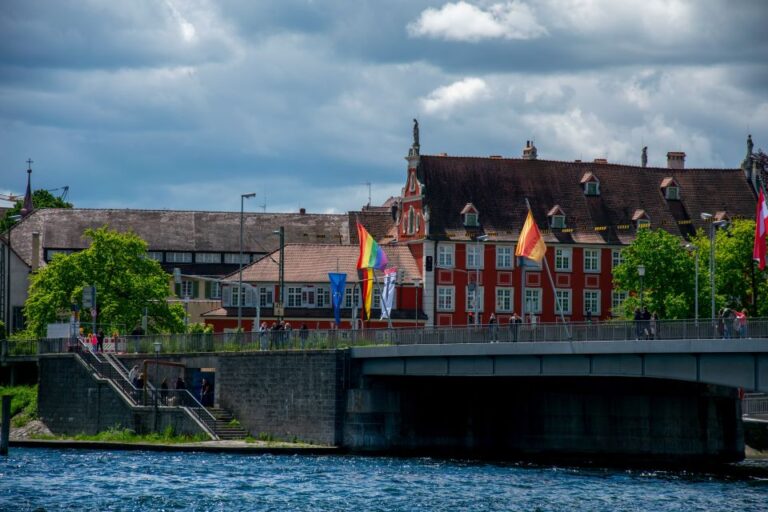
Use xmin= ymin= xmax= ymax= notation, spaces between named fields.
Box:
xmin=15 ymin=317 xmax=768 ymax=355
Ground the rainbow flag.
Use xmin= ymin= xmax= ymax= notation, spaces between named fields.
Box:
xmin=356 ymin=222 xmax=388 ymax=270
xmin=360 ymin=268 xmax=374 ymax=321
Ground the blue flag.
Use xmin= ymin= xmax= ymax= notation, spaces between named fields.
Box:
xmin=329 ymin=273 xmax=347 ymax=327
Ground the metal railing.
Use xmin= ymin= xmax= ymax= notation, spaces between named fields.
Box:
xmin=7 ymin=317 xmax=768 ymax=356
xmin=743 ymin=394 xmax=768 ymax=416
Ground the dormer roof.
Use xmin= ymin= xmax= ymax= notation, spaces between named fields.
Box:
xmin=547 ymin=205 xmax=565 ymax=217
xmin=460 ymin=203 xmax=478 ymax=215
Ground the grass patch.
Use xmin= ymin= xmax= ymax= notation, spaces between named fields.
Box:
xmin=0 ymin=385 xmax=38 ymax=428
xmin=227 ymin=418 xmax=241 ymax=428
xmin=32 ymin=425 xmax=209 ymax=444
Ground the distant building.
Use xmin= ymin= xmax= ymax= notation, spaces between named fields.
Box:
xmin=394 ymin=129 xmax=759 ymax=326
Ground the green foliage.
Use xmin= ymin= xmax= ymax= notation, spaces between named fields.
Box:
xmin=36 ymin=425 xmax=209 ymax=443
xmin=0 ymin=189 xmax=72 ymax=233
xmin=187 ymin=322 xmax=214 ymax=334
xmin=612 ymin=229 xmax=695 ymax=319
xmin=24 ymin=226 xmax=185 ymax=337
xmin=0 ymin=385 xmax=38 ymax=427
xmin=0 ymin=320 xmax=5 ymax=340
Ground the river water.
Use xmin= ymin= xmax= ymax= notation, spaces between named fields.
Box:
xmin=2 ymin=448 xmax=767 ymax=511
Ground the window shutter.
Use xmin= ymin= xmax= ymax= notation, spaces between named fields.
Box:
xmin=174 ymin=283 xmax=181 ymax=297
xmin=205 ymin=281 xmax=211 ymax=299
xmin=193 ymin=280 xmax=200 ymax=298
xmin=245 ymin=286 xmax=255 ymax=307
xmin=223 ymin=286 xmax=232 ymax=307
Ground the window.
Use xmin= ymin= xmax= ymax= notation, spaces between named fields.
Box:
xmin=317 ymin=287 xmax=330 ymax=308
xmin=147 ymin=251 xmax=163 ymax=262
xmin=584 ymin=290 xmax=601 ymax=315
xmin=636 ymin=219 xmax=650 ymax=229
xmin=555 ymin=289 xmax=572 ymax=315
xmin=259 ymin=287 xmax=273 ymax=307
xmin=466 ymin=244 xmax=483 ymax=269
xmin=287 ymin=287 xmax=303 ymax=307
xmin=372 ymin=285 xmax=382 ymax=309
xmin=612 ymin=249 xmax=624 ymax=269
xmin=555 ymin=248 xmax=572 ymax=272
xmin=665 ymin=186 xmax=680 ymax=200
xmin=524 ymin=288 xmax=542 ymax=314
xmin=585 ymin=182 xmax=600 ymax=196
xmin=496 ymin=246 xmax=513 ymax=269
xmin=209 ymin=282 xmax=221 ymax=299
xmin=231 ymin=285 xmax=244 ymax=307
xmin=180 ymin=280 xmax=194 ymax=298
xmin=437 ymin=286 xmax=454 ymax=311
xmin=224 ymin=253 xmax=250 ymax=264
xmin=464 ymin=212 xmax=478 ymax=227
xmin=437 ymin=245 xmax=455 ymax=268
xmin=551 ymin=215 xmax=566 ymax=228
xmin=166 ymin=252 xmax=192 ymax=263
xmin=45 ymin=249 xmax=73 ymax=260
xmin=612 ymin=291 xmax=628 ymax=314
xmin=584 ymin=248 xmax=600 ymax=272
xmin=409 ymin=173 xmax=416 ymax=192
xmin=344 ymin=288 xmax=361 ymax=308
xmin=196 ymin=252 xmax=221 ymax=264
xmin=466 ymin=286 xmax=484 ymax=312
xmin=496 ymin=287 xmax=514 ymax=312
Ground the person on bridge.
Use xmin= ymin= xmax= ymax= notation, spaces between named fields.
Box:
xmin=96 ymin=329 xmax=105 ymax=352
xmin=510 ymin=312 xmax=522 ymax=342
xmin=488 ymin=313 xmax=498 ymax=343
xmin=735 ymin=309 xmax=748 ymax=338
xmin=634 ymin=307 xmax=642 ymax=340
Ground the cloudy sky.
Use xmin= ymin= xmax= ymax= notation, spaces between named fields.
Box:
xmin=1 ymin=0 xmax=766 ymax=214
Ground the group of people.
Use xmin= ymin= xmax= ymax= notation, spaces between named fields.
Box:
xmin=633 ymin=307 xmax=659 ymax=340
xmin=718 ymin=308 xmax=748 ymax=339
xmin=258 ymin=321 xmax=310 ymax=348
xmin=128 ymin=364 xmax=188 ymax=405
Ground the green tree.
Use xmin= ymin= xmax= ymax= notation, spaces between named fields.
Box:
xmin=0 ymin=189 xmax=73 ymax=232
xmin=24 ymin=227 xmax=185 ymax=337
xmin=612 ymin=228 xmax=694 ymax=319
xmin=690 ymin=219 xmax=768 ymax=317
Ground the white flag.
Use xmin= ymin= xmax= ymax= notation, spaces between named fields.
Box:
xmin=380 ymin=268 xmax=397 ymax=320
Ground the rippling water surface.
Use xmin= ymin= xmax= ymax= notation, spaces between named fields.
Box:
xmin=1 ymin=448 xmax=767 ymax=511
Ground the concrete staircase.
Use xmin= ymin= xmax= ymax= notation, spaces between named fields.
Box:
xmin=207 ymin=407 xmax=249 ymax=440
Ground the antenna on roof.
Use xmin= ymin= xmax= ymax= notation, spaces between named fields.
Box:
xmin=364 ymin=181 xmax=371 ymax=207
xmin=259 ymin=195 xmax=266 ymax=213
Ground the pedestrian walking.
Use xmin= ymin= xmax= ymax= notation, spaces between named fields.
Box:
xmin=488 ymin=313 xmax=497 ymax=343
xmin=641 ymin=307 xmax=651 ymax=340
xmin=735 ymin=309 xmax=748 ymax=338
xmin=96 ymin=329 xmax=105 ymax=352
xmin=649 ymin=312 xmax=658 ymax=340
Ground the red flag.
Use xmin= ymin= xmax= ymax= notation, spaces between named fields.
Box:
xmin=754 ymin=189 xmax=768 ymax=270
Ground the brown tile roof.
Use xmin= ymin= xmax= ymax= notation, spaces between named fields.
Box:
xmin=225 ymin=243 xmax=420 ymax=284
xmin=9 ymin=208 xmax=349 ymax=267
xmin=348 ymin=209 xmax=397 ymax=244
xmin=417 ymin=155 xmax=756 ymax=244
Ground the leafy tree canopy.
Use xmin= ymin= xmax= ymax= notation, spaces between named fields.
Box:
xmin=24 ymin=227 xmax=184 ymax=337
xmin=1 ymin=189 xmax=73 ymax=233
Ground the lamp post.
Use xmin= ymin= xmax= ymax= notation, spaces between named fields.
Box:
xmin=637 ymin=264 xmax=645 ymax=309
xmin=686 ymin=243 xmax=699 ymax=325
xmin=413 ymin=277 xmax=422 ymax=327
xmin=153 ymin=340 xmax=161 ymax=431
xmin=272 ymin=227 xmax=285 ymax=321
xmin=238 ymin=193 xmax=256 ymax=331
xmin=701 ymin=213 xmax=728 ymax=323
xmin=474 ymin=235 xmax=489 ymax=325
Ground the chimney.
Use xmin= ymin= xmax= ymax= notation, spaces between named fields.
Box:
xmin=667 ymin=151 xmax=685 ymax=169
xmin=522 ymin=140 xmax=538 ymax=160
xmin=299 ymin=208 xmax=306 ymax=215
xmin=593 ymin=158 xmax=608 ymax=164
xmin=489 ymin=155 xmax=502 ymax=159
xmin=31 ymin=232 xmax=40 ymax=271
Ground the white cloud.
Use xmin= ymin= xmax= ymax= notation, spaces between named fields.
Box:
xmin=421 ymin=77 xmax=490 ymax=115
xmin=408 ymin=1 xmax=548 ymax=42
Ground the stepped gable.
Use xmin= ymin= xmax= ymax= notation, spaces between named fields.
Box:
xmin=418 ymin=155 xmax=756 ymax=244
xmin=9 ymin=208 xmax=350 ymax=267
xmin=225 ymin=243 xmax=419 ymax=284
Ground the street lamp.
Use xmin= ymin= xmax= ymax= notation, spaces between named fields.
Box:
xmin=637 ymin=264 xmax=645 ymax=308
xmin=153 ymin=340 xmax=161 ymax=431
xmin=474 ymin=235 xmax=489 ymax=325
xmin=412 ymin=277 xmax=422 ymax=327
xmin=272 ymin=227 xmax=285 ymax=321
xmin=685 ymin=243 xmax=699 ymax=324
xmin=238 ymin=193 xmax=256 ymax=331
xmin=701 ymin=213 xmax=728 ymax=323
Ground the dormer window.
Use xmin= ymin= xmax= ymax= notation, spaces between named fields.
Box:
xmin=461 ymin=203 xmax=479 ymax=227
xmin=547 ymin=205 xmax=566 ymax=229
xmin=661 ymin=177 xmax=680 ymax=200
xmin=580 ymin=172 xmax=600 ymax=196
xmin=632 ymin=209 xmax=650 ymax=229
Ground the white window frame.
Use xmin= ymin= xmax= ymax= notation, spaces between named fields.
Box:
xmin=437 ymin=286 xmax=455 ymax=312
xmin=466 ymin=244 xmax=484 ymax=270
xmin=210 ymin=282 xmax=221 ymax=299
xmin=147 ymin=251 xmax=163 ymax=262
xmin=612 ymin=291 xmax=628 ymax=313
xmin=551 ymin=215 xmax=566 ymax=229
xmin=196 ymin=252 xmax=222 ymax=264
xmin=180 ymin=280 xmax=194 ymax=298
xmin=583 ymin=248 xmax=600 ymax=273
xmin=344 ymin=288 xmax=361 ymax=308
xmin=584 ymin=290 xmax=601 ymax=315
xmin=612 ymin=249 xmax=624 ymax=269
xmin=224 ymin=253 xmax=250 ymax=264
xmin=585 ymin=181 xmax=600 ymax=196
xmin=524 ymin=288 xmax=542 ymax=314
xmin=166 ymin=252 xmax=192 ymax=263
xmin=495 ymin=287 xmax=514 ymax=313
xmin=465 ymin=286 xmax=484 ymax=312
xmin=259 ymin=287 xmax=273 ymax=307
xmin=496 ymin=246 xmax=513 ymax=269
xmin=555 ymin=247 xmax=572 ymax=272
xmin=231 ymin=285 xmax=244 ymax=307
xmin=555 ymin=289 xmax=572 ymax=315
xmin=287 ymin=286 xmax=303 ymax=307
xmin=464 ymin=212 xmax=478 ymax=227
xmin=665 ymin=186 xmax=679 ymax=200
xmin=437 ymin=245 xmax=455 ymax=268
xmin=316 ymin=287 xmax=330 ymax=308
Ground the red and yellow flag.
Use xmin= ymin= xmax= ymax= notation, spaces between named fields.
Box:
xmin=515 ymin=210 xmax=547 ymax=263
